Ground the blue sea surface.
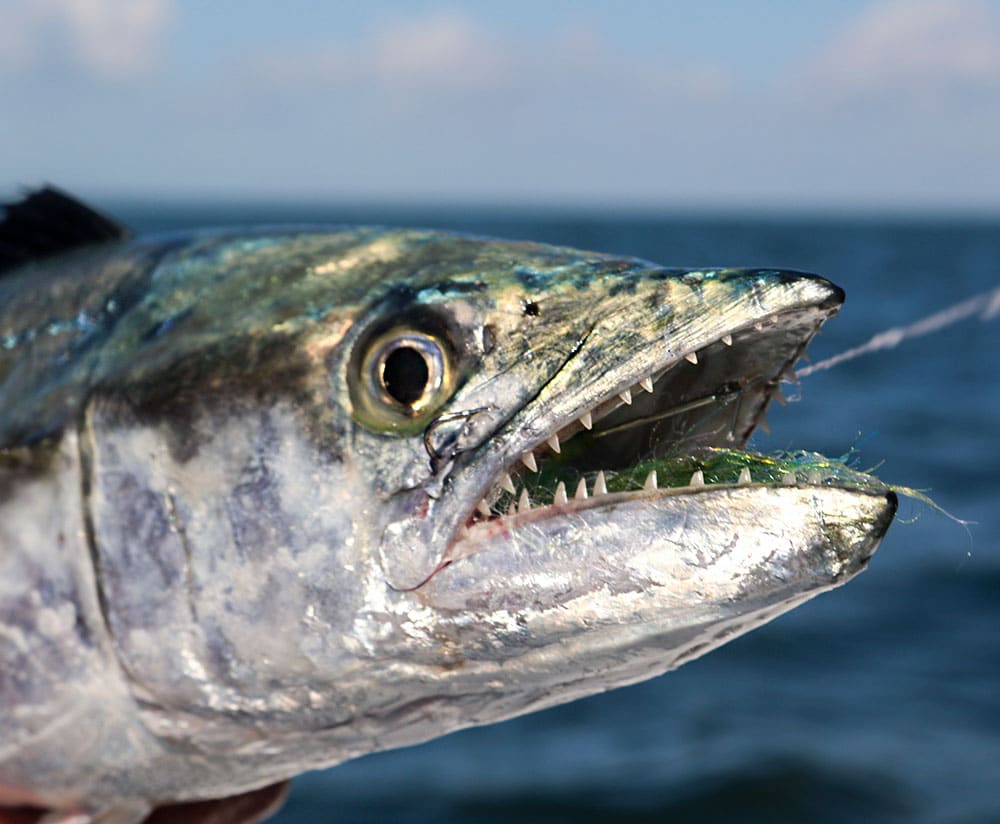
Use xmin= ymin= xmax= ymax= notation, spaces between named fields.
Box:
xmin=125 ymin=204 xmax=1000 ymax=824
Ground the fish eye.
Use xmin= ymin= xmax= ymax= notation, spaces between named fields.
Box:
xmin=368 ymin=332 xmax=445 ymax=412
xmin=353 ymin=328 xmax=457 ymax=432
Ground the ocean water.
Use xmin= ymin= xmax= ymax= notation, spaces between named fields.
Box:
xmin=123 ymin=204 xmax=1000 ymax=824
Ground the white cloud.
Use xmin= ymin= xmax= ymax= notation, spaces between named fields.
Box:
xmin=245 ymin=12 xmax=508 ymax=97
xmin=0 ymin=0 xmax=172 ymax=77
xmin=808 ymin=0 xmax=1000 ymax=100
xmin=244 ymin=11 xmax=731 ymax=103
xmin=372 ymin=13 xmax=511 ymax=93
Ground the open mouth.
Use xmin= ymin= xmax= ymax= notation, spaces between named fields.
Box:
xmin=462 ymin=301 xmax=887 ymax=537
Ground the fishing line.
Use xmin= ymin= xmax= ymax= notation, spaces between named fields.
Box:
xmin=793 ymin=286 xmax=991 ymax=540
xmin=796 ymin=284 xmax=1000 ymax=378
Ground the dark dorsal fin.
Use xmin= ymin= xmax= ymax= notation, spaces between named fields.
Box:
xmin=0 ymin=185 xmax=131 ymax=275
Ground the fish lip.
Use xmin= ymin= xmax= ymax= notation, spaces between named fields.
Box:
xmin=452 ymin=482 xmax=897 ymax=557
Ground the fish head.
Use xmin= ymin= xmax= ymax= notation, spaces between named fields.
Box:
xmin=311 ymin=230 xmax=896 ymax=743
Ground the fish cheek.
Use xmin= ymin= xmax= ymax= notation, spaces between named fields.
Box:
xmin=79 ymin=391 xmax=365 ymax=715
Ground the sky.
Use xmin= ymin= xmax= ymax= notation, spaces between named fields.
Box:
xmin=1 ymin=0 xmax=999 ymax=210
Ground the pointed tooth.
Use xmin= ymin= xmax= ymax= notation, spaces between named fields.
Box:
xmin=773 ymin=387 xmax=788 ymax=406
xmin=518 ymin=488 xmax=531 ymax=512
xmin=476 ymin=499 xmax=492 ymax=517
xmin=757 ymin=414 xmax=771 ymax=435
xmin=689 ymin=469 xmax=705 ymax=487
xmin=619 ymin=389 xmax=632 ymax=405
xmin=501 ymin=473 xmax=517 ymax=494
xmin=553 ymin=481 xmax=568 ymax=506
xmin=579 ymin=411 xmax=593 ymax=430
xmin=807 ymin=470 xmax=823 ymax=485
xmin=520 ymin=451 xmax=538 ymax=472
xmin=685 ymin=351 xmax=699 ymax=364
xmin=506 ymin=501 xmax=516 ymax=516
xmin=574 ymin=478 xmax=588 ymax=500
xmin=738 ymin=467 xmax=752 ymax=485
xmin=594 ymin=470 xmax=608 ymax=496
xmin=782 ymin=471 xmax=797 ymax=485
xmin=639 ymin=375 xmax=654 ymax=393
xmin=643 ymin=470 xmax=658 ymax=491
xmin=547 ymin=433 xmax=561 ymax=454
xmin=721 ymin=333 xmax=733 ymax=347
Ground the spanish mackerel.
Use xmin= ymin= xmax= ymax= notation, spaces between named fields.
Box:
xmin=0 ymin=189 xmax=896 ymax=822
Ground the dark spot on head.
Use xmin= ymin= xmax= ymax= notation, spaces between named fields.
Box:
xmin=522 ymin=300 xmax=540 ymax=317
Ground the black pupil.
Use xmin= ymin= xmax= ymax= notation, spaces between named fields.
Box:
xmin=383 ymin=345 xmax=429 ymax=405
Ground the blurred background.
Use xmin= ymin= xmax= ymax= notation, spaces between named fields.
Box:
xmin=3 ymin=2 xmax=998 ymax=822
xmin=3 ymin=0 xmax=1000 ymax=210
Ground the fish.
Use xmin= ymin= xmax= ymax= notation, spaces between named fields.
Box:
xmin=0 ymin=188 xmax=897 ymax=822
